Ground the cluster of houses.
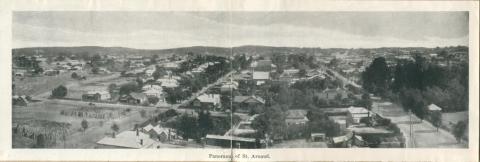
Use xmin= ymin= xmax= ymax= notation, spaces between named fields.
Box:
xmin=96 ymin=123 xmax=181 ymax=149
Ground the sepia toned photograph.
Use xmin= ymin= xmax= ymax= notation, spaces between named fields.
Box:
xmin=11 ymin=11 xmax=470 ymax=150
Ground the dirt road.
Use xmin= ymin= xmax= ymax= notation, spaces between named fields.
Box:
xmin=372 ymin=101 xmax=466 ymax=148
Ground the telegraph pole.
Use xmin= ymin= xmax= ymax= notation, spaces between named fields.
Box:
xmin=409 ymin=109 xmax=414 ymax=147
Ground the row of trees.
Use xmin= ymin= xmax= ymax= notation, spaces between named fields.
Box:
xmin=13 ymin=56 xmax=44 ymax=75
xmin=362 ymin=54 xmax=468 ymax=117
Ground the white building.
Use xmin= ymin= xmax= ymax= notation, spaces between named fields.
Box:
xmin=347 ymin=106 xmax=370 ymax=124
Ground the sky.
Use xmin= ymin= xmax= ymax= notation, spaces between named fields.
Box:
xmin=13 ymin=11 xmax=469 ymax=49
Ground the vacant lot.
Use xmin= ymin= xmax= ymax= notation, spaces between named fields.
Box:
xmin=13 ymin=71 xmax=79 ymax=96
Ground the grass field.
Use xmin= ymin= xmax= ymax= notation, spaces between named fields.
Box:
xmin=13 ymin=71 xmax=79 ymax=96
xmin=12 ymin=100 xmax=152 ymax=148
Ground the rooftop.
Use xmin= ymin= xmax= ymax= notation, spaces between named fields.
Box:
xmin=252 ymin=72 xmax=270 ymax=80
xmin=428 ymin=104 xmax=442 ymax=111
xmin=96 ymin=130 xmax=156 ymax=149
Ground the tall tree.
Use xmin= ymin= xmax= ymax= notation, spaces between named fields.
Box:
xmin=362 ymin=57 xmax=390 ymax=95
xmin=81 ymin=119 xmax=89 ymax=134
xmin=111 ymin=123 xmax=120 ymax=138
xmin=197 ymin=110 xmax=213 ymax=137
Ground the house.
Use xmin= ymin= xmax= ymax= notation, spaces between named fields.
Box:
xmin=283 ymin=69 xmax=300 ymax=77
xmin=192 ymin=94 xmax=221 ymax=111
xmin=250 ymin=60 xmax=276 ymax=72
xmin=43 ymin=69 xmax=60 ymax=76
xmin=13 ymin=95 xmax=29 ymax=106
xmin=205 ymin=134 xmax=257 ymax=149
xmin=162 ymin=62 xmax=179 ymax=70
xmin=285 ymin=109 xmax=309 ymax=139
xmin=316 ymin=88 xmax=348 ymax=100
xmin=142 ymin=85 xmax=164 ymax=99
xmin=330 ymin=132 xmax=366 ymax=148
xmin=311 ymin=133 xmax=326 ymax=142
xmin=96 ymin=130 xmax=157 ymax=149
xmin=143 ymin=124 xmax=178 ymax=142
xmin=156 ymin=78 xmax=179 ymax=88
xmin=426 ymin=103 xmax=443 ymax=124
xmin=220 ymin=81 xmax=238 ymax=92
xmin=14 ymin=72 xmax=24 ymax=77
xmin=224 ymin=121 xmax=256 ymax=137
xmin=328 ymin=115 xmax=348 ymax=132
xmin=427 ymin=103 xmax=442 ymax=112
xmin=143 ymin=89 xmax=164 ymax=101
xmin=82 ymin=90 xmax=111 ymax=101
xmin=70 ymin=65 xmax=83 ymax=71
xmin=285 ymin=109 xmax=309 ymax=126
xmin=145 ymin=69 xmax=155 ymax=77
xmin=98 ymin=68 xmax=111 ymax=74
xmin=233 ymin=95 xmax=265 ymax=113
xmin=252 ymin=72 xmax=270 ymax=85
xmin=347 ymin=106 xmax=370 ymax=124
xmin=119 ymin=92 xmax=148 ymax=105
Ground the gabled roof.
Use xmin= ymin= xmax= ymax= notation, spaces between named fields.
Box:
xmin=233 ymin=95 xmax=265 ymax=104
xmin=348 ymin=106 xmax=369 ymax=114
xmin=427 ymin=104 xmax=442 ymax=111
xmin=143 ymin=124 xmax=155 ymax=132
xmin=130 ymin=92 xmax=148 ymax=100
xmin=286 ymin=109 xmax=308 ymax=119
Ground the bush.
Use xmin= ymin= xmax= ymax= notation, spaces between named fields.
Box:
xmin=453 ymin=121 xmax=467 ymax=142
xmin=71 ymin=72 xmax=79 ymax=79
xmin=51 ymin=85 xmax=68 ymax=98
xmin=148 ymin=97 xmax=160 ymax=105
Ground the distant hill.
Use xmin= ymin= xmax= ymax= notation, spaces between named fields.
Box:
xmin=12 ymin=46 xmax=232 ymax=57
xmin=12 ymin=45 xmax=467 ymax=58
xmin=12 ymin=45 xmax=330 ymax=58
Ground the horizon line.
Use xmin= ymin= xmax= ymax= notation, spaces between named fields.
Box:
xmin=12 ymin=44 xmax=469 ymax=51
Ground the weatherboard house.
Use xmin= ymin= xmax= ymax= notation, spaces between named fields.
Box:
xmin=233 ymin=95 xmax=265 ymax=114
xmin=119 ymin=92 xmax=148 ymax=105
xmin=82 ymin=90 xmax=111 ymax=101
xmin=193 ymin=94 xmax=221 ymax=111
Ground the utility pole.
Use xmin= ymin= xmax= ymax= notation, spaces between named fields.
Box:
xmin=409 ymin=109 xmax=413 ymax=148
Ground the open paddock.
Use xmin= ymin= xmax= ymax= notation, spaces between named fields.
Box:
xmin=12 ymin=100 xmax=154 ymax=148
